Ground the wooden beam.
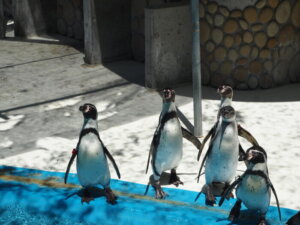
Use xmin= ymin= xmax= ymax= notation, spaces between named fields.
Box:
xmin=83 ymin=0 xmax=102 ymax=64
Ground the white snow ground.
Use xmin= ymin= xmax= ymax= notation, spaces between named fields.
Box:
xmin=1 ymin=88 xmax=300 ymax=210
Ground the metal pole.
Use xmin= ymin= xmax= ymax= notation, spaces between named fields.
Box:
xmin=190 ymin=0 xmax=202 ymax=137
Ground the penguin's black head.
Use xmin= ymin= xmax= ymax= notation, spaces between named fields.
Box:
xmin=220 ymin=105 xmax=235 ymax=120
xmin=217 ymin=85 xmax=233 ymax=99
xmin=244 ymin=146 xmax=267 ymax=164
xmin=160 ymin=88 xmax=175 ymax=103
xmin=79 ymin=103 xmax=98 ymax=120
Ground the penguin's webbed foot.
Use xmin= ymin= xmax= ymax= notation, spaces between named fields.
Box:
xmin=105 ymin=187 xmax=117 ymax=205
xmin=204 ymin=184 xmax=216 ymax=206
xmin=258 ymin=214 xmax=267 ymax=225
xmin=155 ymin=187 xmax=167 ymax=199
xmin=154 ymin=181 xmax=168 ymax=199
xmin=169 ymin=169 xmax=184 ymax=187
xmin=81 ymin=188 xmax=95 ymax=204
xmin=81 ymin=197 xmax=95 ymax=204
xmin=228 ymin=200 xmax=241 ymax=221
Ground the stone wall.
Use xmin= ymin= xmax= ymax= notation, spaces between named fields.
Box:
xmin=200 ymin=0 xmax=300 ymax=89
xmin=57 ymin=0 xmax=83 ymax=41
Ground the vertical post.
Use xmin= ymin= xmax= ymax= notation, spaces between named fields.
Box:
xmin=191 ymin=0 xmax=202 ymax=137
xmin=0 ymin=0 xmax=6 ymax=38
xmin=83 ymin=0 xmax=102 ymax=64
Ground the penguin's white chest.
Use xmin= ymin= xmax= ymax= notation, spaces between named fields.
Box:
xmin=237 ymin=175 xmax=270 ymax=213
xmin=155 ymin=118 xmax=183 ymax=173
xmin=205 ymin=123 xmax=239 ymax=184
xmin=76 ymin=134 xmax=110 ymax=187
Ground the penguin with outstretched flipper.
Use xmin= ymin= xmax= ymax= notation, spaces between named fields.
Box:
xmin=198 ymin=85 xmax=258 ymax=162
xmin=145 ymin=88 xmax=202 ymax=199
xmin=196 ymin=105 xmax=239 ymax=205
xmin=64 ymin=103 xmax=120 ymax=204
xmin=219 ymin=146 xmax=281 ymax=225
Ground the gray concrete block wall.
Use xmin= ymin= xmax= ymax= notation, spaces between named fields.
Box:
xmin=145 ymin=4 xmax=192 ymax=89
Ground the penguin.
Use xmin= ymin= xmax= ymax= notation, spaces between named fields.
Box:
xmin=197 ymin=85 xmax=258 ymax=163
xmin=145 ymin=88 xmax=201 ymax=199
xmin=64 ymin=103 xmax=121 ymax=204
xmin=219 ymin=146 xmax=281 ymax=225
xmin=196 ymin=105 xmax=239 ymax=205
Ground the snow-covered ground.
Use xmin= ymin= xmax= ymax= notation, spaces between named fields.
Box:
xmin=1 ymin=85 xmax=300 ymax=210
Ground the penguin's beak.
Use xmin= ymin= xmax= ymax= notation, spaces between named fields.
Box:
xmin=217 ymin=85 xmax=224 ymax=94
xmin=79 ymin=105 xmax=84 ymax=112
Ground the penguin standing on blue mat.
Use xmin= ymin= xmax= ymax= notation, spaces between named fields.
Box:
xmin=196 ymin=105 xmax=239 ymax=205
xmin=145 ymin=88 xmax=202 ymax=199
xmin=64 ymin=103 xmax=121 ymax=204
xmin=219 ymin=146 xmax=281 ymax=225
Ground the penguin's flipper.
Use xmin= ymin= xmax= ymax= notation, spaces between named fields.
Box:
xmin=146 ymin=137 xmax=155 ymax=174
xmin=238 ymin=124 xmax=259 ymax=146
xmin=267 ymin=179 xmax=282 ymax=221
xmin=197 ymin=123 xmax=216 ymax=161
xmin=64 ymin=150 xmax=77 ymax=184
xmin=181 ymin=127 xmax=202 ymax=151
xmin=196 ymin=144 xmax=212 ymax=183
xmin=103 ymin=146 xmax=121 ymax=179
xmin=238 ymin=144 xmax=246 ymax=161
xmin=219 ymin=176 xmax=242 ymax=207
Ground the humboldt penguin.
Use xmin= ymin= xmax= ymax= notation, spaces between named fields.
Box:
xmin=219 ymin=146 xmax=281 ymax=225
xmin=196 ymin=105 xmax=239 ymax=205
xmin=198 ymin=85 xmax=258 ymax=162
xmin=64 ymin=103 xmax=121 ymax=204
xmin=145 ymin=88 xmax=201 ymax=199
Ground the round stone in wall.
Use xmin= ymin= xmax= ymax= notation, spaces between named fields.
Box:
xmin=243 ymin=6 xmax=258 ymax=24
xmin=248 ymin=74 xmax=259 ymax=89
xmin=259 ymin=7 xmax=273 ymax=23
xmin=228 ymin=49 xmax=239 ymax=62
xmin=249 ymin=60 xmax=263 ymax=74
xmin=254 ymin=31 xmax=267 ymax=48
xmin=239 ymin=19 xmax=249 ymax=30
xmin=267 ymin=21 xmax=279 ymax=37
xmin=268 ymin=0 xmax=279 ymax=8
xmin=212 ymin=28 xmax=223 ymax=45
xmin=199 ymin=2 xmax=205 ymax=18
xmin=207 ymin=2 xmax=218 ymax=14
xmin=256 ymin=0 xmax=267 ymax=9
xmin=278 ymin=25 xmax=294 ymax=44
xmin=224 ymin=35 xmax=234 ymax=48
xmin=200 ymin=20 xmax=210 ymax=43
xmin=214 ymin=46 xmax=227 ymax=61
xmin=291 ymin=0 xmax=300 ymax=28
xmin=214 ymin=14 xmax=225 ymax=27
xmin=224 ymin=19 xmax=239 ymax=34
xmin=230 ymin=9 xmax=242 ymax=18
xmin=243 ymin=31 xmax=253 ymax=43
xmin=205 ymin=41 xmax=215 ymax=53
xmin=240 ymin=44 xmax=251 ymax=57
xmin=251 ymin=46 xmax=259 ymax=59
xmin=219 ymin=6 xmax=229 ymax=17
xmin=275 ymin=1 xmax=291 ymax=24
xmin=234 ymin=65 xmax=249 ymax=82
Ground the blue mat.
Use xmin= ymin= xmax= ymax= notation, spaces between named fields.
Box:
xmin=0 ymin=166 xmax=297 ymax=225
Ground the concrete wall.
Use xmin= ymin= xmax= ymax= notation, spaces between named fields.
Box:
xmin=145 ymin=4 xmax=192 ymax=89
